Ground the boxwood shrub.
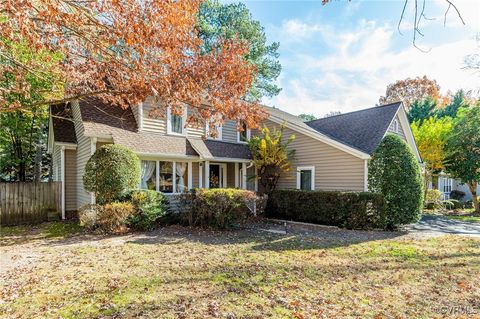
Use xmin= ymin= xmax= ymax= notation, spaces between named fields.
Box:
xmin=265 ymin=190 xmax=387 ymax=230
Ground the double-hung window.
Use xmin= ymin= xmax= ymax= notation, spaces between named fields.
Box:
xmin=297 ymin=166 xmax=315 ymax=191
xmin=206 ymin=117 xmax=223 ymax=140
xmin=167 ymin=106 xmax=187 ymax=135
xmin=237 ymin=122 xmax=251 ymax=143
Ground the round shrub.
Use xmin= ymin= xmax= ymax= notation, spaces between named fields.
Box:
xmin=368 ymin=134 xmax=424 ymax=228
xmin=125 ymin=190 xmax=168 ymax=231
xmin=83 ymin=144 xmax=141 ymax=204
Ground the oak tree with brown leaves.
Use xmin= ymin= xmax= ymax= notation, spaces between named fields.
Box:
xmin=379 ymin=76 xmax=446 ymax=111
xmin=0 ymin=0 xmax=267 ymax=128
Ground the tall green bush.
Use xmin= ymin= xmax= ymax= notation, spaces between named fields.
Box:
xmin=368 ymin=134 xmax=424 ymax=228
xmin=83 ymin=144 xmax=141 ymax=204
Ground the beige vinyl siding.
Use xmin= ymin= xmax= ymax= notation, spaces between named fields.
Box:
xmin=64 ymin=150 xmax=77 ymax=211
xmin=222 ymin=120 xmax=238 ymax=143
xmin=187 ymin=108 xmax=205 ymax=138
xmin=52 ymin=145 xmax=62 ymax=181
xmin=141 ymin=98 xmax=206 ymax=137
xmin=262 ymin=119 xmax=365 ymax=191
xmin=72 ymin=100 xmax=93 ymax=208
xmin=387 ymin=114 xmax=406 ymax=140
xmin=142 ymin=98 xmax=167 ymax=134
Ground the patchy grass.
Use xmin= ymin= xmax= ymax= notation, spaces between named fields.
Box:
xmin=445 ymin=215 xmax=480 ymax=223
xmin=1 ymin=223 xmax=479 ymax=319
xmin=0 ymin=221 xmax=84 ymax=246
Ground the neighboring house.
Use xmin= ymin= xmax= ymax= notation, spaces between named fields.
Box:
xmin=428 ymin=172 xmax=479 ymax=201
xmin=48 ymin=99 xmax=420 ymax=218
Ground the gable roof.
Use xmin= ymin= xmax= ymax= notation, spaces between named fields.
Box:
xmin=50 ymin=103 xmax=77 ymax=144
xmin=263 ymin=105 xmax=371 ymax=159
xmin=305 ymin=102 xmax=402 ymax=155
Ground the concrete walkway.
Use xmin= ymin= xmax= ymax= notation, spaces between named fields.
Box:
xmin=405 ymin=214 xmax=480 ymax=238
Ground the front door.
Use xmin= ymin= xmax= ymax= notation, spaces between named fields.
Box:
xmin=209 ymin=163 xmax=226 ymax=188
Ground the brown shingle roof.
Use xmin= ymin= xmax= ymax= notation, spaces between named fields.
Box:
xmin=50 ymin=104 xmax=76 ymax=144
xmin=203 ymin=140 xmax=252 ymax=160
xmin=79 ymin=98 xmax=137 ymax=132
xmin=113 ymin=131 xmax=198 ymax=157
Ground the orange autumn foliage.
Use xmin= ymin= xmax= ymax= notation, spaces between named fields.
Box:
xmin=0 ymin=0 xmax=267 ymax=128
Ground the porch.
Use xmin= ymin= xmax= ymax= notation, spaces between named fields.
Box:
xmin=138 ymin=158 xmax=257 ymax=194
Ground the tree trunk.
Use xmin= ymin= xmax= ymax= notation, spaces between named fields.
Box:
xmin=423 ymin=170 xmax=430 ymax=203
xmin=469 ymin=182 xmax=479 ymax=214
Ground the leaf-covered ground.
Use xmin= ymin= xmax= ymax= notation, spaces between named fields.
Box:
xmin=1 ymin=222 xmax=479 ymax=319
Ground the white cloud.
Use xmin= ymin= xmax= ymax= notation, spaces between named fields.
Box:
xmin=265 ymin=17 xmax=479 ymax=117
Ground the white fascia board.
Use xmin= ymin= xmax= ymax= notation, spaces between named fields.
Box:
xmin=384 ymin=105 xmax=422 ymax=162
xmin=268 ymin=115 xmax=371 ymax=160
xmin=135 ymin=152 xmax=199 ymax=160
xmin=55 ymin=142 xmax=77 ymax=150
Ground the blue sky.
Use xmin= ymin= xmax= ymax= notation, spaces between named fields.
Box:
xmin=228 ymin=0 xmax=479 ymax=116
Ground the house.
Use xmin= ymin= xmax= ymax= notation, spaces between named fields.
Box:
xmin=48 ymin=99 xmax=420 ymax=218
xmin=428 ymin=172 xmax=479 ymax=201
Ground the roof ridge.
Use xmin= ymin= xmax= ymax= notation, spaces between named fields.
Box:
xmin=306 ymin=101 xmax=402 ymax=123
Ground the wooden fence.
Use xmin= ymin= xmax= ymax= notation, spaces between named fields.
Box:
xmin=0 ymin=182 xmax=62 ymax=226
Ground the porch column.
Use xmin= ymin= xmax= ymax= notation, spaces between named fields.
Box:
xmin=242 ymin=162 xmax=247 ymax=190
xmin=234 ymin=162 xmax=239 ymax=188
xmin=90 ymin=137 xmax=97 ymax=204
xmin=199 ymin=162 xmax=203 ymax=188
xmin=187 ymin=161 xmax=192 ymax=190
xmin=60 ymin=146 xmax=65 ymax=220
xmin=205 ymin=160 xmax=210 ymax=189
xmin=172 ymin=161 xmax=177 ymax=193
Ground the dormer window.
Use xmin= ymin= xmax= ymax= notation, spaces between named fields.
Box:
xmin=237 ymin=122 xmax=251 ymax=143
xmin=167 ymin=106 xmax=187 ymax=136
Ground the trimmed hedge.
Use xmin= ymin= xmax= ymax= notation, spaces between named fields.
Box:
xmin=265 ymin=190 xmax=387 ymax=230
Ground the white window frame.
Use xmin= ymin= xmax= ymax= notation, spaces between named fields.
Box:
xmin=206 ymin=121 xmax=223 ymax=141
xmin=441 ymin=176 xmax=452 ymax=200
xmin=140 ymin=159 xmax=191 ymax=194
xmin=167 ymin=106 xmax=187 ymax=136
xmin=393 ymin=119 xmax=399 ymax=133
xmin=296 ymin=166 xmax=315 ymax=191
xmin=237 ymin=122 xmax=251 ymax=144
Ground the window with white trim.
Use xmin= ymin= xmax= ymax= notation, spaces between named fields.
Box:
xmin=393 ymin=119 xmax=399 ymax=133
xmin=296 ymin=166 xmax=315 ymax=191
xmin=237 ymin=122 xmax=251 ymax=143
xmin=206 ymin=119 xmax=223 ymax=141
xmin=140 ymin=160 xmax=188 ymax=194
xmin=167 ymin=106 xmax=187 ymax=135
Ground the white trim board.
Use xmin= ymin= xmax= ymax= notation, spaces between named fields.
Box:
xmin=296 ymin=166 xmax=315 ymax=190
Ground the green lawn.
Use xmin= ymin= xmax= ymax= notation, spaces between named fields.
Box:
xmin=1 ymin=222 xmax=479 ymax=319
xmin=445 ymin=215 xmax=480 ymax=223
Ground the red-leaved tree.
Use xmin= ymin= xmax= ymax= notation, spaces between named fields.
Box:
xmin=0 ymin=0 xmax=267 ymax=127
